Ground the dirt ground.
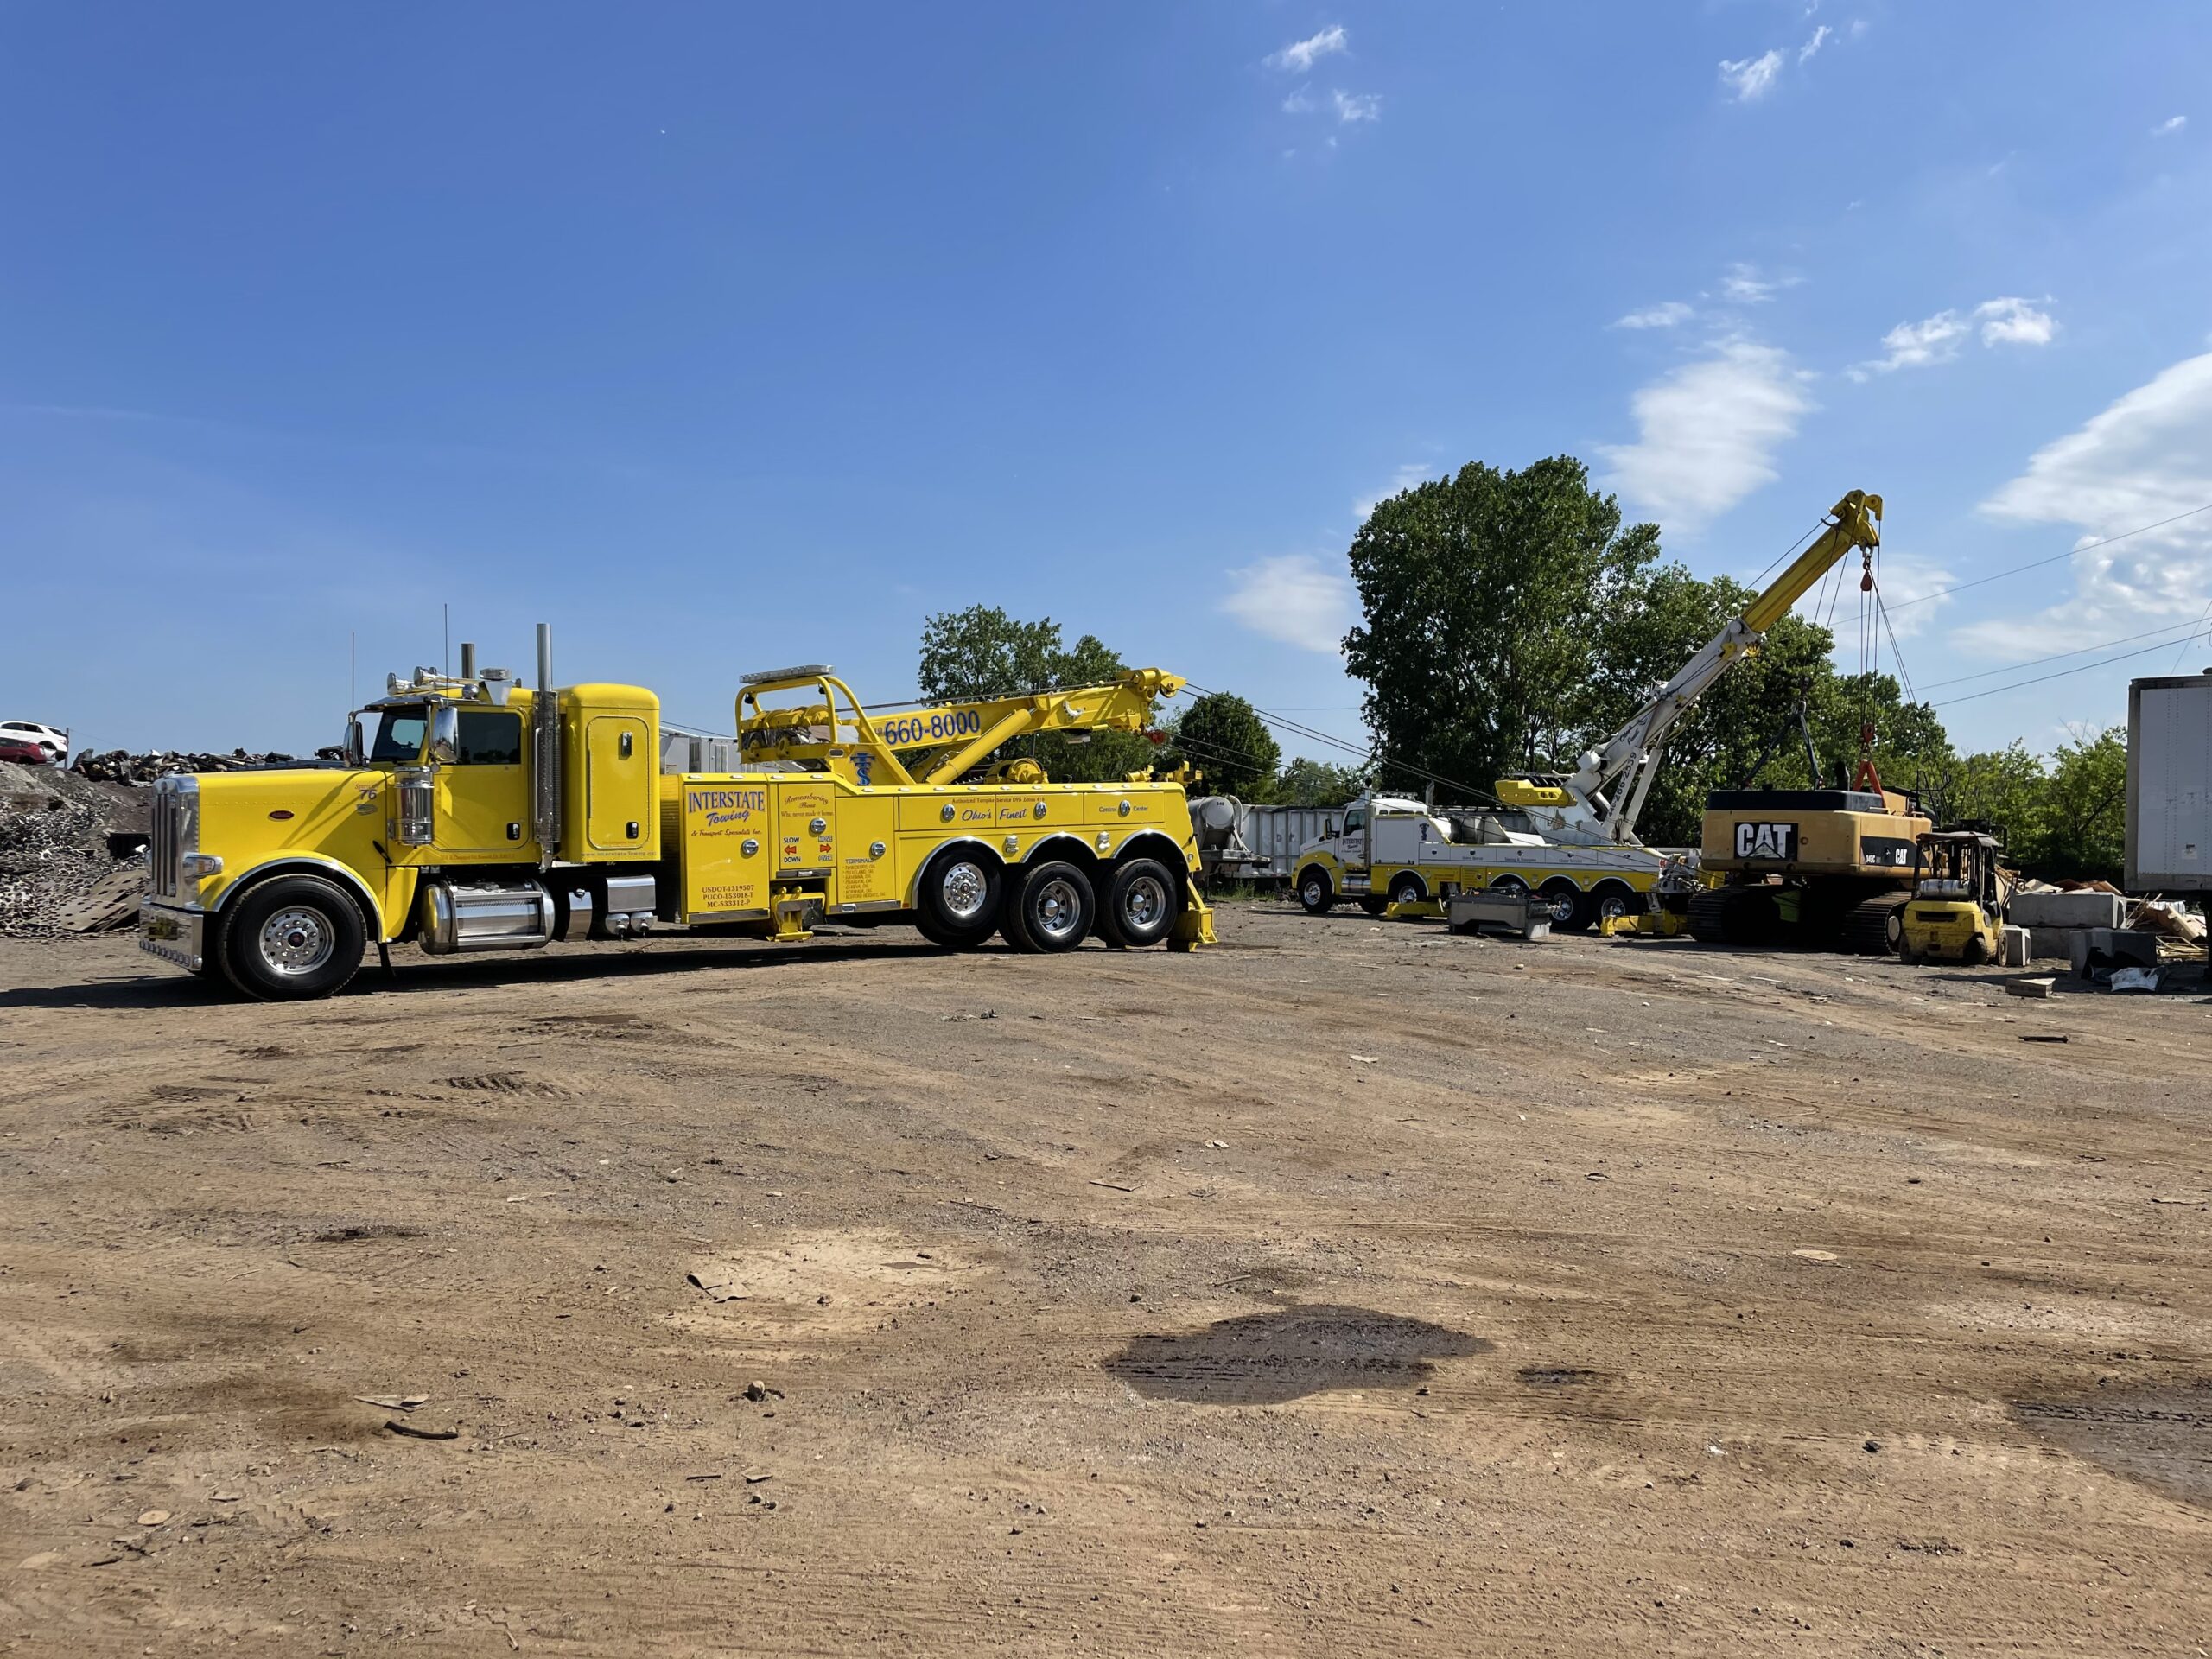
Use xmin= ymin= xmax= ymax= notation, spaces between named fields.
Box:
xmin=1 ymin=905 xmax=2207 ymax=1656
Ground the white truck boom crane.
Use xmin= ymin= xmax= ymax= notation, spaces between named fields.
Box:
xmin=1503 ymin=490 xmax=1885 ymax=846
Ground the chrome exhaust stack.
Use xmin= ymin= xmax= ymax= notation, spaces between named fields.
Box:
xmin=532 ymin=622 xmax=561 ymax=863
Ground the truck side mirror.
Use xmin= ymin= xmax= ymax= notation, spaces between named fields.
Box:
xmin=343 ymin=716 xmax=365 ymax=768
xmin=429 ymin=705 xmax=460 ymax=765
xmin=1325 ymin=819 xmax=1338 ymax=836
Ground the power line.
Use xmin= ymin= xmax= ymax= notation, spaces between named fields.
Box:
xmin=1182 ymin=681 xmax=1508 ymax=804
xmin=1887 ymin=500 xmax=2212 ymax=612
xmin=2170 ymin=596 xmax=2212 ymax=673
xmin=1930 ymin=622 xmax=2212 ymax=708
xmin=1914 ymin=613 xmax=2212 ymax=692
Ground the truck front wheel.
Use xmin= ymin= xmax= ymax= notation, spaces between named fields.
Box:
xmin=217 ymin=875 xmax=367 ymax=1001
xmin=1297 ymin=869 xmax=1334 ymax=915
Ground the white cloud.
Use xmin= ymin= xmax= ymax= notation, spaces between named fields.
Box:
xmin=1331 ymin=89 xmax=1382 ymax=124
xmin=1281 ymin=86 xmax=1317 ymax=114
xmin=1719 ymin=263 xmax=1799 ymax=304
xmin=1718 ymin=49 xmax=1784 ymax=101
xmin=1975 ymin=296 xmax=2055 ymax=346
xmin=1598 ymin=339 xmax=1815 ymax=534
xmin=1849 ymin=296 xmax=2056 ymax=378
xmin=1221 ymin=554 xmax=1357 ymax=655
xmin=1963 ymin=351 xmax=2212 ymax=657
xmin=2153 ymin=114 xmax=2187 ymax=136
xmin=1267 ymin=25 xmax=1347 ymax=73
xmin=1354 ymin=463 xmax=1434 ymax=520
xmin=1799 ymin=23 xmax=1831 ymax=61
xmin=1861 ymin=550 xmax=1955 ymax=639
xmin=1613 ymin=302 xmax=1693 ymax=330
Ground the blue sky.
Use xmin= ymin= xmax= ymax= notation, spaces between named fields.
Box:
xmin=5 ymin=3 xmax=2210 ymax=768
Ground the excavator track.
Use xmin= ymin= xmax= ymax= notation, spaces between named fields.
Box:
xmin=1840 ymin=892 xmax=1906 ymax=957
xmin=1686 ymin=887 xmax=1733 ymax=944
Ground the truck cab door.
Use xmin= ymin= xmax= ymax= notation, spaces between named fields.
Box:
xmin=1341 ymin=805 xmax=1367 ymax=870
xmin=434 ymin=708 xmax=531 ymax=856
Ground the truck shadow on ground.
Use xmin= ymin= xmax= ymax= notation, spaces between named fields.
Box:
xmin=1103 ymin=1303 xmax=1491 ymax=1405
xmin=0 ymin=931 xmax=1033 ymax=1011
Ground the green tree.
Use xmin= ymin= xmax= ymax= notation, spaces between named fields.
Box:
xmin=914 ymin=606 xmax=1155 ymax=782
xmin=1272 ymin=755 xmax=1369 ymax=808
xmin=1343 ymin=455 xmax=1661 ymax=798
xmin=1915 ymin=743 xmax=2050 ymax=854
xmin=1160 ymin=693 xmax=1280 ymax=799
xmin=2038 ymin=725 xmax=2126 ymax=881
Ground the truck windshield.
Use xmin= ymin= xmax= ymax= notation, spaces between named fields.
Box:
xmin=369 ymin=709 xmax=429 ymax=764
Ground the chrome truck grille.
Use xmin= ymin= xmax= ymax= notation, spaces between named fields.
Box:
xmin=147 ymin=778 xmax=198 ymax=899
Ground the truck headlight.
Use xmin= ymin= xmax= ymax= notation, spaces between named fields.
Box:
xmin=181 ymin=854 xmax=225 ymax=880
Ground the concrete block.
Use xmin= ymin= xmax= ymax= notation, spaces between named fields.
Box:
xmin=2011 ymin=889 xmax=2124 ymax=930
xmin=2070 ymin=927 xmax=2159 ymax=978
xmin=2027 ymin=927 xmax=2082 ymax=961
xmin=2006 ymin=976 xmax=2056 ymax=999
xmin=1999 ymin=925 xmax=2030 ymax=967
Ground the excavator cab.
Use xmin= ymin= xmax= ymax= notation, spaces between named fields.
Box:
xmin=1898 ymin=829 xmax=2008 ymax=966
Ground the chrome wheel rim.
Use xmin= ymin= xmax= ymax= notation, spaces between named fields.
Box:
xmin=1599 ymin=893 xmax=1632 ymax=921
xmin=259 ymin=907 xmax=334 ymax=976
xmin=1543 ymin=890 xmax=1577 ymax=923
xmin=939 ymin=861 xmax=990 ymax=922
xmin=1034 ymin=877 xmax=1084 ymax=941
xmin=1302 ymin=880 xmax=1324 ymax=907
xmin=1122 ymin=873 xmax=1168 ymax=931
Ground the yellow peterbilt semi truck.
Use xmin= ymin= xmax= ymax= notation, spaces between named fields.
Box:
xmin=139 ymin=628 xmax=1212 ymax=1000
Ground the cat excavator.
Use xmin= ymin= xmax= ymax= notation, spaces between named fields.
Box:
xmin=1681 ymin=492 xmax=1932 ymax=954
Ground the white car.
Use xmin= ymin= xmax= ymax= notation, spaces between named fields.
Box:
xmin=0 ymin=720 xmax=68 ymax=764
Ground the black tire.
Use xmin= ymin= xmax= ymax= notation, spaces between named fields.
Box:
xmin=1001 ymin=861 xmax=1095 ymax=954
xmin=1357 ymin=896 xmax=1389 ymax=916
xmin=1388 ymin=873 xmax=1427 ymax=908
xmin=1096 ymin=857 xmax=1179 ymax=949
xmin=1538 ymin=878 xmax=1592 ymax=932
xmin=1489 ymin=875 xmax=1529 ymax=893
xmin=1297 ymin=868 xmax=1335 ymax=916
xmin=916 ymin=849 xmax=1001 ymax=949
xmin=216 ymin=874 xmax=366 ymax=1001
xmin=1592 ymin=883 xmax=1643 ymax=927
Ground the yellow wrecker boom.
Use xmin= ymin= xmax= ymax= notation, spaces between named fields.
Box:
xmin=738 ymin=666 xmax=1185 ymax=788
xmin=1499 ymin=490 xmax=1885 ymax=843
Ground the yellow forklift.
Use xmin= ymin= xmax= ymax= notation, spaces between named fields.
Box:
xmin=1897 ymin=827 xmax=2011 ymax=966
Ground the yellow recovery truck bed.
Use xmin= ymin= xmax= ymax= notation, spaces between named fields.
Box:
xmin=140 ymin=628 xmax=1211 ymax=1000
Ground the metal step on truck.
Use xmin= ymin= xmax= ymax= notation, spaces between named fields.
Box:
xmin=139 ymin=627 xmax=1213 ymax=1000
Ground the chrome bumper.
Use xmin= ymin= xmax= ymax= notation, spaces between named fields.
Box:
xmin=139 ymin=900 xmax=207 ymax=973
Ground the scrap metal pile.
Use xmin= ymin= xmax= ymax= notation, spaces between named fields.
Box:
xmin=68 ymin=747 xmax=339 ymax=783
xmin=0 ymin=764 xmax=147 ymax=938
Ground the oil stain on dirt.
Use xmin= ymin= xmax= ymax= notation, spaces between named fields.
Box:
xmin=1104 ymin=1304 xmax=1489 ymax=1404
xmin=2013 ymin=1380 xmax=2212 ymax=1510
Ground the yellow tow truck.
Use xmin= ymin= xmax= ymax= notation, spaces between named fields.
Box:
xmin=139 ymin=627 xmax=1212 ymax=999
